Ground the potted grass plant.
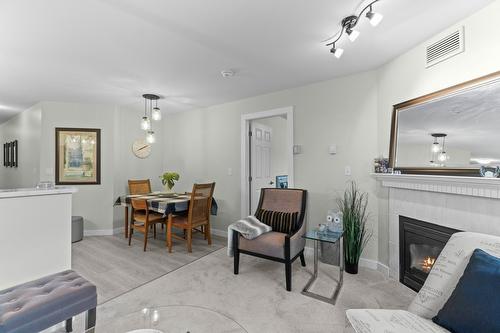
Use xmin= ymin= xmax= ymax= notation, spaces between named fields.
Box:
xmin=337 ymin=181 xmax=372 ymax=274
xmin=160 ymin=171 xmax=180 ymax=192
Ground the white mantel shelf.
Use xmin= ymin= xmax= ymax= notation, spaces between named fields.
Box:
xmin=372 ymin=173 xmax=500 ymax=199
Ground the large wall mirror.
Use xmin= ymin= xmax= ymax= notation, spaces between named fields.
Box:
xmin=389 ymin=71 xmax=500 ymax=176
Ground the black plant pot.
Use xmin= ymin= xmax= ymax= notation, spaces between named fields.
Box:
xmin=345 ymin=262 xmax=359 ymax=274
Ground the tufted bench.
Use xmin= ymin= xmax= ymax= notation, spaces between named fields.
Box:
xmin=0 ymin=270 xmax=97 ymax=333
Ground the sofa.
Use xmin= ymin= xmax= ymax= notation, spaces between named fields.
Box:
xmin=345 ymin=232 xmax=500 ymax=333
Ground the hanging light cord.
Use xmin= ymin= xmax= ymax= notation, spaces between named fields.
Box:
xmin=325 ymin=0 xmax=380 ymax=47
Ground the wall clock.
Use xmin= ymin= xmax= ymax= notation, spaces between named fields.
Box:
xmin=132 ymin=139 xmax=152 ymax=159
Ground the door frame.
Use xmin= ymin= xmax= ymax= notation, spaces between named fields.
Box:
xmin=240 ymin=106 xmax=294 ymax=217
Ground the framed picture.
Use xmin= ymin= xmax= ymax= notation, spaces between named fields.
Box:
xmin=3 ymin=143 xmax=7 ymax=166
xmin=55 ymin=128 xmax=101 ymax=185
xmin=276 ymin=175 xmax=288 ymax=189
xmin=6 ymin=142 xmax=11 ymax=167
xmin=11 ymin=140 xmax=18 ymax=168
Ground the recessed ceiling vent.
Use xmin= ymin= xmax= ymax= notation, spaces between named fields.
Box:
xmin=426 ymin=27 xmax=464 ymax=68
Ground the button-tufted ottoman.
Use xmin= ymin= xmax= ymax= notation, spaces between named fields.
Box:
xmin=0 ymin=270 xmax=97 ymax=333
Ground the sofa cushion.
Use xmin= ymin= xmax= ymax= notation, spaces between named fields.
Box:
xmin=432 ymin=249 xmax=500 ymax=333
xmin=408 ymin=232 xmax=500 ymax=319
xmin=346 ymin=309 xmax=450 ymax=333
xmin=239 ymin=231 xmax=285 ymax=259
xmin=255 ymin=209 xmax=299 ymax=235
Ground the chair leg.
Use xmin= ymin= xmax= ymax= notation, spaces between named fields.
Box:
xmin=143 ymin=223 xmax=149 ymax=252
xmin=167 ymin=215 xmax=173 ymax=253
xmin=153 ymin=224 xmax=157 ymax=239
xmin=300 ymin=252 xmax=306 ymax=267
xmin=187 ymin=228 xmax=192 ymax=253
xmin=128 ymin=225 xmax=133 ymax=246
xmin=233 ymin=231 xmax=239 ymax=275
xmin=85 ymin=308 xmax=96 ymax=331
xmin=285 ymin=262 xmax=292 ymax=291
xmin=65 ymin=317 xmax=73 ymax=332
xmin=206 ymin=222 xmax=212 ymax=245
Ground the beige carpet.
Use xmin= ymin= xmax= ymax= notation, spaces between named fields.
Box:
xmin=72 ymin=231 xmax=225 ymax=304
xmin=55 ymin=244 xmax=416 ymax=332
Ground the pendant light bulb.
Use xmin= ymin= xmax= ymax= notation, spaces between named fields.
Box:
xmin=431 ymin=142 xmax=441 ymax=153
xmin=366 ymin=7 xmax=383 ymax=27
xmin=141 ymin=116 xmax=151 ymax=131
xmin=146 ymin=131 xmax=155 ymax=144
xmin=438 ymin=152 xmax=447 ymax=162
xmin=347 ymin=28 xmax=360 ymax=42
xmin=152 ymin=107 xmax=162 ymax=121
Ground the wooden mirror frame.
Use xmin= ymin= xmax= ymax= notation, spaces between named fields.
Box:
xmin=389 ymin=70 xmax=500 ymax=177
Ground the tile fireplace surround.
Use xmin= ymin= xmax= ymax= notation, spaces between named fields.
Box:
xmin=374 ymin=173 xmax=500 ymax=280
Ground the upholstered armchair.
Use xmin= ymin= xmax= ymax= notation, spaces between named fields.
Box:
xmin=232 ymin=188 xmax=307 ymax=291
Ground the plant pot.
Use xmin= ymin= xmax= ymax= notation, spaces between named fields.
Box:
xmin=163 ymin=185 xmax=174 ymax=193
xmin=345 ymin=261 xmax=359 ymax=274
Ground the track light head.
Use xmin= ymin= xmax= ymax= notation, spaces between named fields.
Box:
xmin=330 ymin=44 xmax=344 ymax=58
xmin=366 ymin=6 xmax=383 ymax=26
xmin=346 ymin=28 xmax=360 ymax=42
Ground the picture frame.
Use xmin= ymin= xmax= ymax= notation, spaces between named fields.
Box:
xmin=55 ymin=128 xmax=101 ymax=185
xmin=276 ymin=175 xmax=288 ymax=189
xmin=3 ymin=143 xmax=7 ymax=167
xmin=6 ymin=142 xmax=11 ymax=167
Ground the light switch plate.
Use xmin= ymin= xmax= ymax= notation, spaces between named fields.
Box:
xmin=329 ymin=145 xmax=337 ymax=155
xmin=345 ymin=166 xmax=351 ymax=176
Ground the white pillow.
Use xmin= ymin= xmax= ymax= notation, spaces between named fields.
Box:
xmin=408 ymin=232 xmax=500 ymax=319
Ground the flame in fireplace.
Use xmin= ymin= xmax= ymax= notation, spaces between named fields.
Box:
xmin=421 ymin=256 xmax=436 ymax=273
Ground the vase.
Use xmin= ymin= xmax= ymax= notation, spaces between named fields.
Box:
xmin=345 ymin=261 xmax=359 ymax=274
xmin=163 ymin=185 xmax=174 ymax=193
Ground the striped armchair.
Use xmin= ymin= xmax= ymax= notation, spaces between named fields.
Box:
xmin=232 ymin=188 xmax=307 ymax=291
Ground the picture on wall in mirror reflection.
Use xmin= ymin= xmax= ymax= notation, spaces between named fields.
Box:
xmin=55 ymin=128 xmax=101 ymax=185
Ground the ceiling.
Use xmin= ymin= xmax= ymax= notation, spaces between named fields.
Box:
xmin=0 ymin=0 xmax=494 ymax=123
xmin=398 ymin=77 xmax=500 ymax=163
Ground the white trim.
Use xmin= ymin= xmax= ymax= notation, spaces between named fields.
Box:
xmin=84 ymin=227 xmax=122 ymax=237
xmin=240 ymin=106 xmax=294 ymax=218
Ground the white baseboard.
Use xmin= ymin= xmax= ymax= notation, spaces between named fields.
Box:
xmin=84 ymin=227 xmax=122 ymax=236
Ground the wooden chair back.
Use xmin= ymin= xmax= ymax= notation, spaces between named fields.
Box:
xmin=130 ymin=198 xmax=148 ymax=213
xmin=128 ymin=179 xmax=151 ymax=195
xmin=187 ymin=183 xmax=215 ymax=225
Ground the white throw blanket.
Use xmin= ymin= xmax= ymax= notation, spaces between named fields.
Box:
xmin=227 ymin=215 xmax=272 ymax=257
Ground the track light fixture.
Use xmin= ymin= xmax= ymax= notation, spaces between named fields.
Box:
xmin=325 ymin=0 xmax=383 ymax=58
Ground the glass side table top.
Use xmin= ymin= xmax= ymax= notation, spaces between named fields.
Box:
xmin=303 ymin=230 xmax=343 ymax=244
xmin=85 ymin=305 xmax=247 ymax=333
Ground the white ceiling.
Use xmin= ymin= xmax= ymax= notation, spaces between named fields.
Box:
xmin=0 ymin=0 xmax=494 ymax=123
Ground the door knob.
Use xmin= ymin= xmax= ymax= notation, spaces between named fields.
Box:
xmin=269 ymin=181 xmax=274 ymax=185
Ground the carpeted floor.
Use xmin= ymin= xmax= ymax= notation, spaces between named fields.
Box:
xmin=50 ymin=241 xmax=416 ymax=332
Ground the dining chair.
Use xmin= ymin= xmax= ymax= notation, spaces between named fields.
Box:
xmin=167 ymin=182 xmax=215 ymax=253
xmin=128 ymin=179 xmax=152 ymax=195
xmin=129 ymin=199 xmax=165 ymax=251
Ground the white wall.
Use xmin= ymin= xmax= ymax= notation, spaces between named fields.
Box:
xmin=164 ymin=71 xmax=380 ymax=262
xmin=376 ymin=0 xmax=500 ymax=266
xmin=0 ymin=104 xmax=42 ymax=188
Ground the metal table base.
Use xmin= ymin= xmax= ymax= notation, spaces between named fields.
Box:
xmin=301 ymin=236 xmax=343 ymax=305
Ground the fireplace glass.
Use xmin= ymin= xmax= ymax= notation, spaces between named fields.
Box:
xmin=399 ymin=216 xmax=460 ymax=291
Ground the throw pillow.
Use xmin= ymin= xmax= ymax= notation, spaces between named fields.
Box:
xmin=432 ymin=248 xmax=500 ymax=333
xmin=255 ymin=209 xmax=299 ymax=235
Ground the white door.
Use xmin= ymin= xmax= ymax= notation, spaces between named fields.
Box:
xmin=250 ymin=122 xmax=273 ymax=213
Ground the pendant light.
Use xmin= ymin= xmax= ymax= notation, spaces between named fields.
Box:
xmin=141 ymin=94 xmax=161 ymax=144
xmin=430 ymin=133 xmax=449 ymax=166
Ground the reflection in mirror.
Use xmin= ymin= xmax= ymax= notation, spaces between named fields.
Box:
xmin=394 ymin=77 xmax=500 ymax=171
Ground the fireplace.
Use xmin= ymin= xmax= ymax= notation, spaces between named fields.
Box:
xmin=399 ymin=216 xmax=460 ymax=291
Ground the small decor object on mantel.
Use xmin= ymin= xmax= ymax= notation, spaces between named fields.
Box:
xmin=55 ymin=128 xmax=101 ymax=185
xmin=160 ymin=171 xmax=180 ymax=193
xmin=337 ymin=181 xmax=372 ymax=274
xmin=479 ymin=166 xmax=500 ymax=178
xmin=373 ymin=157 xmax=389 ymax=173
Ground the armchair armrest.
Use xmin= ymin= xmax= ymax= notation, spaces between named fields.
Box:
xmin=286 ymin=219 xmax=307 ymax=259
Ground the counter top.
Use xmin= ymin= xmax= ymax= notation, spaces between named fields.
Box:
xmin=0 ymin=186 xmax=78 ymax=199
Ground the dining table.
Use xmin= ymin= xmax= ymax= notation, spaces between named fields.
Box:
xmin=114 ymin=192 xmax=218 ymax=238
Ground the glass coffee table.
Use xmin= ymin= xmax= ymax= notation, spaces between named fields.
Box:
xmin=85 ymin=305 xmax=247 ymax=333
xmin=302 ymin=229 xmax=344 ymax=305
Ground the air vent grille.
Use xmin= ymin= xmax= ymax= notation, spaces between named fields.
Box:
xmin=426 ymin=27 xmax=464 ymax=68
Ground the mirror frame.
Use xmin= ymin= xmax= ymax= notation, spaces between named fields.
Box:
xmin=389 ymin=70 xmax=500 ymax=177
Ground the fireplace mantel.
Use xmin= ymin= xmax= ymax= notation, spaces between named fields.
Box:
xmin=372 ymin=173 xmax=500 ymax=199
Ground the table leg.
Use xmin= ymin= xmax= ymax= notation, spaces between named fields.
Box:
xmin=124 ymin=207 xmax=129 ymax=238
xmin=301 ymin=238 xmax=343 ymax=305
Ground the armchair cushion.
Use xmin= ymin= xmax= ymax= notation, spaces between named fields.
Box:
xmin=432 ymin=249 xmax=500 ymax=333
xmin=239 ymin=232 xmax=286 ymax=259
xmin=255 ymin=209 xmax=299 ymax=235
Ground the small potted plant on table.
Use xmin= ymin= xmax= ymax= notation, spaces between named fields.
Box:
xmin=160 ymin=171 xmax=180 ymax=193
